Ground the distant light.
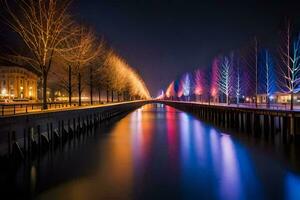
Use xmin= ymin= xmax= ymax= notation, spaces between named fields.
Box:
xmin=1 ymin=88 xmax=6 ymax=95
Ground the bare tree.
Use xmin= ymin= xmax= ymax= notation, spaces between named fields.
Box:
xmin=1 ymin=0 xmax=75 ymax=109
xmin=49 ymin=59 xmax=76 ymax=104
xmin=254 ymin=38 xmax=258 ymax=107
xmin=236 ymin=65 xmax=242 ymax=106
xmin=278 ymin=21 xmax=300 ymax=110
xmin=210 ymin=57 xmax=220 ymax=104
xmin=218 ymin=55 xmax=234 ymax=105
xmin=60 ymin=25 xmax=101 ymax=106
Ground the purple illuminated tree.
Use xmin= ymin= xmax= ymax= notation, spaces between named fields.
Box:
xmin=194 ymin=69 xmax=205 ymax=102
xmin=239 ymin=41 xmax=259 ymax=105
xmin=210 ymin=57 xmax=220 ymax=104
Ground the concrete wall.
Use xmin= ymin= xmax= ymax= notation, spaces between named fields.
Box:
xmin=0 ymin=101 xmax=149 ymax=156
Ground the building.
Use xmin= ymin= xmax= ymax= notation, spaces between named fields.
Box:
xmin=0 ymin=66 xmax=38 ymax=101
xmin=257 ymin=92 xmax=300 ymax=104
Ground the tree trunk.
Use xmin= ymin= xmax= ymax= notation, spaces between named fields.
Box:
xmin=226 ymin=94 xmax=229 ymax=105
xmin=98 ymin=89 xmax=101 ymax=104
xmin=42 ymin=70 xmax=48 ymax=110
xmin=90 ymin=66 xmax=93 ymax=105
xmin=106 ymin=87 xmax=109 ymax=103
xmin=111 ymin=90 xmax=114 ymax=102
xmin=291 ymin=92 xmax=294 ymax=110
xmin=255 ymin=96 xmax=258 ymax=108
xmin=78 ymin=73 xmax=82 ymax=106
xmin=68 ymin=65 xmax=72 ymax=106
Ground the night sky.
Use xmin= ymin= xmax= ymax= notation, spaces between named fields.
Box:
xmin=72 ymin=0 xmax=300 ymax=96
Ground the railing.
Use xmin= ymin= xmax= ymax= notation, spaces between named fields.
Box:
xmin=162 ymin=100 xmax=292 ymax=111
xmin=0 ymin=101 xmax=107 ymax=117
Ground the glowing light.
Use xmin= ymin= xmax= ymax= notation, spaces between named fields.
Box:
xmin=194 ymin=69 xmax=203 ymax=95
xmin=1 ymin=88 xmax=7 ymax=96
xmin=259 ymin=49 xmax=277 ymax=98
xmin=165 ymin=81 xmax=175 ymax=98
xmin=218 ymin=55 xmax=234 ymax=104
xmin=156 ymin=90 xmax=164 ymax=99
xmin=182 ymin=73 xmax=191 ymax=97
xmin=210 ymin=57 xmax=219 ymax=97
xmin=105 ymin=53 xmax=151 ymax=99
xmin=175 ymin=79 xmax=184 ymax=98
xmin=285 ymin=173 xmax=300 ymax=200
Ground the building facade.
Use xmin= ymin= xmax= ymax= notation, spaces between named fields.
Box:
xmin=0 ymin=66 xmax=38 ymax=100
xmin=257 ymin=92 xmax=300 ymax=104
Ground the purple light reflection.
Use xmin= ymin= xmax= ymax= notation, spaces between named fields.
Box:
xmin=219 ymin=134 xmax=243 ymax=200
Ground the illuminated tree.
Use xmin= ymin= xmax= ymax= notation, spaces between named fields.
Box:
xmin=239 ymin=41 xmax=259 ymax=105
xmin=165 ymin=81 xmax=175 ymax=99
xmin=218 ymin=55 xmax=234 ymax=105
xmin=235 ymin=65 xmax=242 ymax=105
xmin=99 ymin=50 xmax=150 ymax=102
xmin=1 ymin=0 xmax=75 ymax=109
xmin=234 ymin=53 xmax=244 ymax=106
xmin=48 ymin=59 xmax=76 ymax=104
xmin=182 ymin=73 xmax=191 ymax=101
xmin=254 ymin=38 xmax=259 ymax=107
xmin=278 ymin=22 xmax=300 ymax=110
xmin=194 ymin=69 xmax=203 ymax=101
xmin=259 ymin=49 xmax=277 ymax=108
xmin=60 ymin=25 xmax=101 ymax=106
xmin=210 ymin=57 xmax=219 ymax=104
xmin=91 ymin=47 xmax=109 ymax=104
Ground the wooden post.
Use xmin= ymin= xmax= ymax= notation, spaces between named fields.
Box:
xmin=47 ymin=123 xmax=50 ymax=141
xmin=50 ymin=123 xmax=53 ymax=145
xmin=28 ymin=127 xmax=31 ymax=153
xmin=37 ymin=125 xmax=41 ymax=149
xmin=290 ymin=114 xmax=295 ymax=138
xmin=8 ymin=131 xmax=11 ymax=156
xmin=23 ymin=128 xmax=26 ymax=152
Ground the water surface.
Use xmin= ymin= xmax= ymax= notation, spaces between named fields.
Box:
xmin=3 ymin=103 xmax=300 ymax=199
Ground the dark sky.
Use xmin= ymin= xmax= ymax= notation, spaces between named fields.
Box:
xmin=72 ymin=0 xmax=300 ymax=96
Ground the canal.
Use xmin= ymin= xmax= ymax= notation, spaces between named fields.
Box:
xmin=1 ymin=103 xmax=300 ymax=199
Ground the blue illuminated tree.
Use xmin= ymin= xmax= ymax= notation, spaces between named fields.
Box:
xmin=182 ymin=73 xmax=191 ymax=101
xmin=260 ymin=49 xmax=276 ymax=108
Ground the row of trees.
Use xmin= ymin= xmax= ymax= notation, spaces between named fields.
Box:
xmin=164 ymin=21 xmax=300 ymax=110
xmin=0 ymin=0 xmax=150 ymax=109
